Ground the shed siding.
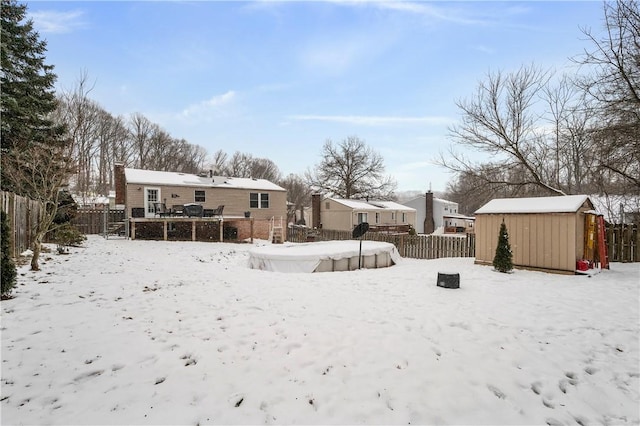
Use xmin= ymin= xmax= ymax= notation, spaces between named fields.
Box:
xmin=476 ymin=213 xmax=581 ymax=273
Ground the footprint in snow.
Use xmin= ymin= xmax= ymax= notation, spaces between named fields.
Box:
xmin=531 ymin=381 xmax=542 ymax=395
xmin=487 ymin=384 xmax=506 ymax=399
xmin=228 ymin=393 xmax=244 ymax=407
xmin=181 ymin=354 xmax=197 ymax=366
xmin=73 ymin=369 xmax=104 ymax=382
xmin=542 ymin=398 xmax=555 ymax=409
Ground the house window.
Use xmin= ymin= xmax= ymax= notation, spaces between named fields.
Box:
xmin=402 ymin=212 xmax=406 ymax=223
xmin=145 ymin=188 xmax=159 ymax=215
xmin=325 ymin=202 xmax=330 ymax=210
xmin=375 ymin=212 xmax=380 ymax=224
xmin=250 ymin=192 xmax=269 ymax=209
xmin=391 ymin=212 xmax=396 ymax=220
xmin=357 ymin=212 xmax=368 ymax=224
xmin=195 ymin=190 xmax=205 ymax=202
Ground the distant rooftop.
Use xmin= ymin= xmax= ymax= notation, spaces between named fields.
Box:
xmin=331 ymin=198 xmax=416 ymax=211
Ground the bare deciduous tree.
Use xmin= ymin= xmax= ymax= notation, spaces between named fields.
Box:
xmin=208 ymin=149 xmax=228 ymax=175
xmin=442 ymin=64 xmax=567 ymax=196
xmin=279 ymin=173 xmax=313 ymax=224
xmin=222 ymin=151 xmax=281 ymax=182
xmin=129 ymin=112 xmax=155 ymax=169
xmin=306 ymin=136 xmax=397 ymax=199
xmin=575 ymin=0 xmax=640 ymax=191
xmin=2 ymin=137 xmax=75 ymax=270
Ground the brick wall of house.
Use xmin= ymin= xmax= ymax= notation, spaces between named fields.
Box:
xmin=225 ymin=218 xmax=276 ymax=242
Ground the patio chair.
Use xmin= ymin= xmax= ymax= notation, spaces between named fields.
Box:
xmin=211 ymin=204 xmax=224 ymax=218
xmin=153 ymin=202 xmax=172 ymax=217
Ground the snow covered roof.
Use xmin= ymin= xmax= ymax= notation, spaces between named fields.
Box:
xmin=442 ymin=213 xmax=475 ymax=220
xmin=331 ymin=198 xmax=416 ymax=211
xmin=406 ymin=194 xmax=457 ymax=205
xmin=72 ymin=193 xmax=111 ymax=206
xmin=475 ymin=195 xmax=593 ymax=214
xmin=124 ymin=168 xmax=285 ymax=191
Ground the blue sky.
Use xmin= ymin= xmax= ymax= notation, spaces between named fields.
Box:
xmin=26 ymin=0 xmax=605 ymax=193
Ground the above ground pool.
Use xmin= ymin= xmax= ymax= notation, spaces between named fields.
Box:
xmin=248 ymin=240 xmax=401 ymax=273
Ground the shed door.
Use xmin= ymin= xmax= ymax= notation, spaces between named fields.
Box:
xmin=144 ymin=187 xmax=160 ymax=218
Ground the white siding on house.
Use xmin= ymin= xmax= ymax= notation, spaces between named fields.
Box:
xmin=404 ymin=195 xmax=460 ymax=234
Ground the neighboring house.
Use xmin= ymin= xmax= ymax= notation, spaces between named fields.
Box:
xmin=474 ymin=194 xmax=599 ymax=274
xmin=72 ymin=191 xmax=116 ymax=209
xmin=311 ymin=195 xmax=416 ymax=232
xmin=287 ymin=202 xmax=312 ymax=226
xmin=114 ymin=164 xmax=287 ymax=241
xmin=404 ymin=191 xmax=474 ymax=234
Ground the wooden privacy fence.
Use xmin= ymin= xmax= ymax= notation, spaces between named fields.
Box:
xmin=71 ymin=208 xmax=125 ymax=235
xmin=605 ymin=223 xmax=639 ymax=262
xmin=287 ymin=226 xmax=476 ymax=260
xmin=1 ymin=191 xmax=42 ymax=258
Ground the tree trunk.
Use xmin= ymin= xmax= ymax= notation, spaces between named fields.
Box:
xmin=30 ymin=232 xmax=43 ymax=271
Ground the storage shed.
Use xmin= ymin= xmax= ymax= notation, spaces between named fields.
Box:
xmin=474 ymin=195 xmax=597 ymax=274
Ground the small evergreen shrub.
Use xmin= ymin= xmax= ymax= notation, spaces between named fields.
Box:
xmin=1 ymin=211 xmax=17 ymax=298
xmin=493 ymin=220 xmax=513 ymax=273
xmin=50 ymin=223 xmax=85 ymax=253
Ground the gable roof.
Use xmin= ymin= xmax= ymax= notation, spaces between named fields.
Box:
xmin=331 ymin=198 xmax=416 ymax=212
xmin=406 ymin=194 xmax=458 ymax=205
xmin=124 ymin=168 xmax=285 ymax=192
xmin=475 ymin=195 xmax=593 ymax=214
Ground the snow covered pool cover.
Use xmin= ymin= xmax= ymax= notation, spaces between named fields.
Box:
xmin=248 ymin=240 xmax=401 ymax=273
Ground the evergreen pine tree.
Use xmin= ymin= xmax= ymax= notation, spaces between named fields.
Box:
xmin=1 ymin=0 xmax=73 ymax=270
xmin=1 ymin=211 xmax=18 ymax=298
xmin=493 ymin=220 xmax=513 ymax=273
xmin=1 ymin=0 xmax=66 ymax=193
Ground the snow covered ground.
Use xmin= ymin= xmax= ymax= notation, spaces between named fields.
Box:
xmin=1 ymin=235 xmax=639 ymax=425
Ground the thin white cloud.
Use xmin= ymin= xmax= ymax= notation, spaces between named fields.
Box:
xmin=180 ymin=91 xmax=236 ymax=120
xmin=29 ymin=10 xmax=87 ymax=34
xmin=289 ymin=114 xmax=453 ymax=126
xmin=300 ymin=37 xmax=374 ymax=75
xmin=329 ymin=0 xmax=492 ymax=26
xmin=474 ymin=45 xmax=496 ymax=55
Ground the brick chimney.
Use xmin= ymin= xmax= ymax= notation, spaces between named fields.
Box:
xmin=423 ymin=191 xmax=435 ymax=234
xmin=114 ymin=162 xmax=126 ymax=205
xmin=311 ymin=193 xmax=322 ymax=229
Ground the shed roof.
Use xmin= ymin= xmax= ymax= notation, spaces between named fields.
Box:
xmin=331 ymin=198 xmax=415 ymax=212
xmin=124 ymin=168 xmax=285 ymax=191
xmin=475 ymin=195 xmax=593 ymax=214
